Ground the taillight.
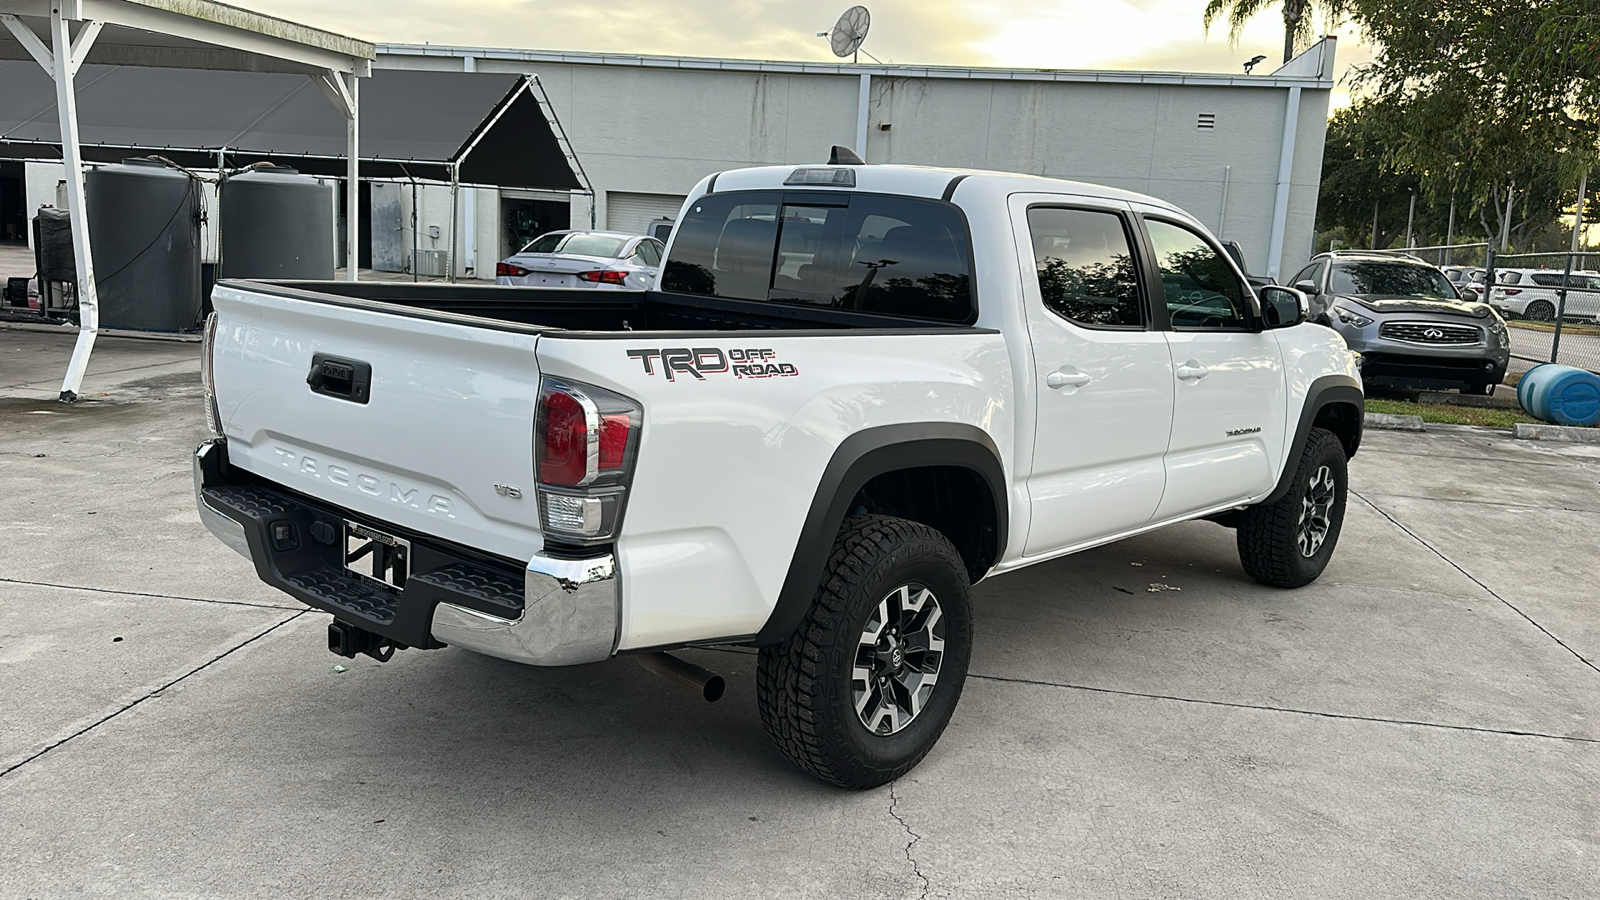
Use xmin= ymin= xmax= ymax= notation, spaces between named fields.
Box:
xmin=497 ymin=262 xmax=530 ymax=277
xmin=534 ymin=377 xmax=642 ymax=547
xmin=1503 ymin=288 xmax=1522 ymax=296
xmin=577 ymin=270 xmax=629 ymax=285
xmin=201 ymin=312 xmax=222 ymax=438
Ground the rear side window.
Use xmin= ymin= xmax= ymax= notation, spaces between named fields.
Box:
xmin=1529 ymin=273 xmax=1563 ymax=287
xmin=660 ymin=191 xmax=975 ymax=323
xmin=1027 ymin=207 xmax=1143 ymax=328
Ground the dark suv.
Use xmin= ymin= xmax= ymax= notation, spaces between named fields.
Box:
xmin=1289 ymin=252 xmax=1510 ymax=395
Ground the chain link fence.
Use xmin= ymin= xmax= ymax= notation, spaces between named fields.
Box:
xmin=1386 ymin=243 xmax=1600 ymax=373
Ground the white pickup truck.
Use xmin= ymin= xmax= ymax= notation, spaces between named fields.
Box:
xmin=195 ymin=157 xmax=1362 ymax=788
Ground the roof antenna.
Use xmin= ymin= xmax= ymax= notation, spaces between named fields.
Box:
xmin=829 ymin=145 xmax=866 ymax=165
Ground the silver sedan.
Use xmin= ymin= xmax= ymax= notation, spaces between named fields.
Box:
xmin=495 ymin=231 xmax=665 ymax=290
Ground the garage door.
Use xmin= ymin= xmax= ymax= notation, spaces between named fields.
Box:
xmin=606 ymin=192 xmax=686 ymax=236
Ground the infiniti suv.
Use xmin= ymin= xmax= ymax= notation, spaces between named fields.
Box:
xmin=1290 ymin=252 xmax=1510 ymax=395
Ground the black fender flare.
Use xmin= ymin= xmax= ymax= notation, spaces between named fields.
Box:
xmin=1261 ymin=373 xmax=1364 ymax=506
xmin=754 ymin=423 xmax=1008 ymax=646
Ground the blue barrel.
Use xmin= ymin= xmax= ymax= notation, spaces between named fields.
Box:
xmin=1517 ymin=363 xmax=1600 ymax=427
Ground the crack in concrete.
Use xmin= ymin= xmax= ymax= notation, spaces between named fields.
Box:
xmin=967 ymin=672 xmax=1600 ymax=745
xmin=1352 ymin=489 xmax=1599 ymax=675
xmin=0 ymin=577 xmax=302 ymax=612
xmin=887 ymin=781 xmax=930 ymax=899
xmin=0 ymin=611 xmax=306 ymax=779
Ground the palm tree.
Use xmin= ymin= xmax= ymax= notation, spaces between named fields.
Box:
xmin=1203 ymin=0 xmax=1345 ymax=65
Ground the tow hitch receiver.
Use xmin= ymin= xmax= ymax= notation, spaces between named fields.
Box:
xmin=329 ymin=620 xmax=401 ymax=662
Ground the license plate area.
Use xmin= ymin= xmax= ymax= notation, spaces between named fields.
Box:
xmin=344 ymin=520 xmax=410 ymax=590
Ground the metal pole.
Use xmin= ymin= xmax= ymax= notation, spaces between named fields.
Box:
xmin=1217 ymin=165 xmax=1231 ymax=238
xmin=1500 ymin=184 xmax=1514 ymax=253
xmin=51 ymin=11 xmax=98 ymax=402
xmin=346 ymin=73 xmax=359 ymax=282
xmin=1444 ymin=195 xmax=1455 ymax=265
xmin=448 ymin=163 xmax=459 ymax=284
xmin=1571 ymin=170 xmax=1588 ymax=254
xmin=1405 ymin=188 xmax=1416 ymax=250
xmin=410 ymin=179 xmax=418 ymax=283
xmin=1550 ymin=251 xmax=1573 ymax=364
xmin=1370 ymin=198 xmax=1379 ymax=249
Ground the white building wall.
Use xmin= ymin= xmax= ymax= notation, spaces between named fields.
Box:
xmin=377 ymin=42 xmax=1334 ymax=282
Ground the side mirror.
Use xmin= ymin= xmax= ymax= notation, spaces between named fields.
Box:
xmin=1293 ymin=279 xmax=1317 ymax=294
xmin=1259 ymin=285 xmax=1309 ymax=329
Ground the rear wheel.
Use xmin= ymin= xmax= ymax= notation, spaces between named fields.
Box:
xmin=1237 ymin=427 xmax=1348 ymax=588
xmin=1525 ymin=300 xmax=1556 ymax=322
xmin=757 ymin=515 xmax=972 ymax=789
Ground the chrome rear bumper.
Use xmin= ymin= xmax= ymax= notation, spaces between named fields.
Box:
xmin=430 ymin=554 xmax=618 ymax=666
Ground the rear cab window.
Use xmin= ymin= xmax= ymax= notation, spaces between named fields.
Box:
xmin=661 ymin=190 xmax=976 ymax=323
xmin=1026 ymin=207 xmax=1144 ymax=328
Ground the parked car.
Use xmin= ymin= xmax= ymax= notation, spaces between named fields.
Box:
xmin=1290 ymin=251 xmax=1508 ymax=395
xmin=1221 ymin=239 xmax=1276 ymax=291
xmin=1442 ymin=265 xmax=1487 ymax=302
xmin=1487 ymin=268 xmax=1600 ymax=321
xmin=495 ymin=230 xmax=665 ymax=290
xmin=196 ymin=157 xmax=1362 ymax=789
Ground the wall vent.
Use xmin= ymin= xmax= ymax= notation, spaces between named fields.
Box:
xmin=1197 ymin=113 xmax=1216 ymax=130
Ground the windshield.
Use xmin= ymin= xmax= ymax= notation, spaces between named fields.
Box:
xmin=1329 ymin=262 xmax=1456 ymax=299
xmin=519 ymin=233 xmax=628 ymax=258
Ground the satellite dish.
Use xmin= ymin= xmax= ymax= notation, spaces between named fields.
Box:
xmin=828 ymin=6 xmax=871 ymax=62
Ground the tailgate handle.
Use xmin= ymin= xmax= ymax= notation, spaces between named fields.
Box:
xmin=307 ymin=353 xmax=372 ymax=404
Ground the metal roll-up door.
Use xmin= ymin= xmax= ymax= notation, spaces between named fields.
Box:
xmin=605 ymin=192 xmax=686 ymax=236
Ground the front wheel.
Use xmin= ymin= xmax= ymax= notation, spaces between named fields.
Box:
xmin=1236 ymin=427 xmax=1349 ymax=588
xmin=757 ymin=515 xmax=973 ymax=789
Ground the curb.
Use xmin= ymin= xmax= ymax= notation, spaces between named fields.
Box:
xmin=1364 ymin=413 xmax=1424 ymax=432
xmin=1416 ymin=390 xmax=1519 ymax=410
xmin=1512 ymin=423 xmax=1600 ymax=444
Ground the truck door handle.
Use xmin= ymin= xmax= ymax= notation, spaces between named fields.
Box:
xmin=1046 ymin=368 xmax=1092 ymax=390
xmin=1176 ymin=361 xmax=1209 ymax=382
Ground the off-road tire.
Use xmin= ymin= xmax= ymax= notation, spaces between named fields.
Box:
xmin=1525 ymin=300 xmax=1556 ymax=322
xmin=756 ymin=515 xmax=972 ymax=789
xmin=1237 ymin=427 xmax=1348 ymax=588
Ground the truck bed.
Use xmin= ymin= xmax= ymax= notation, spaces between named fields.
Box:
xmin=233 ymin=280 xmax=980 ymax=335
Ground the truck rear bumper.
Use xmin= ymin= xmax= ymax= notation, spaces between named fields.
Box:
xmin=194 ymin=439 xmax=618 ymax=666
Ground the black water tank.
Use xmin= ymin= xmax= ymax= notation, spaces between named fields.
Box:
xmin=86 ymin=158 xmax=202 ymax=332
xmin=219 ymin=166 xmax=335 ymax=280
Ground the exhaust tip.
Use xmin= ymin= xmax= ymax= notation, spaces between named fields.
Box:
xmin=637 ymin=651 xmax=725 ymax=703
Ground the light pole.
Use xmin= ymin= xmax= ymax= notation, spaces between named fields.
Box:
xmin=1405 ymin=187 xmax=1416 ymax=250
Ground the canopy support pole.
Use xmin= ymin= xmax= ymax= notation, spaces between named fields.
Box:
xmin=448 ymin=163 xmax=459 ymax=283
xmin=316 ymin=69 xmax=360 ymax=281
xmin=3 ymin=9 xmax=106 ymax=401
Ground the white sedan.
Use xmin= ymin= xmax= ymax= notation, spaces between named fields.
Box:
xmin=495 ymin=231 xmax=665 ymax=290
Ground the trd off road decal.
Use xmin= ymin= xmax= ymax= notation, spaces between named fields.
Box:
xmin=626 ymin=348 xmax=799 ymax=382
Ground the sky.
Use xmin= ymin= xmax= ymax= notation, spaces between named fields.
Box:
xmin=240 ymin=0 xmax=1374 ymax=109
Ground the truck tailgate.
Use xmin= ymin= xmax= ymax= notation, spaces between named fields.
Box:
xmin=210 ymin=284 xmax=544 ymax=562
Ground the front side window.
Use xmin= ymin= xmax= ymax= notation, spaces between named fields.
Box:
xmin=660 ymin=191 xmax=974 ymax=322
xmin=1328 ymin=262 xmax=1455 ymax=299
xmin=1145 ymin=219 xmax=1250 ymax=331
xmin=1026 ymin=207 xmax=1143 ymax=328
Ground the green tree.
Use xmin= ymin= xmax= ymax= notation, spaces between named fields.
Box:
xmin=1342 ymin=0 xmax=1599 ymax=195
xmin=1202 ymin=0 xmax=1347 ymax=64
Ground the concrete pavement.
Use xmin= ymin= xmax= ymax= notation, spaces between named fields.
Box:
xmin=2 ymin=327 xmax=1597 ymax=898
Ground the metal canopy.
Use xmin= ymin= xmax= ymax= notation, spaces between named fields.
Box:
xmin=0 ymin=63 xmax=586 ymax=189
xmin=0 ymin=0 xmax=373 ymax=400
